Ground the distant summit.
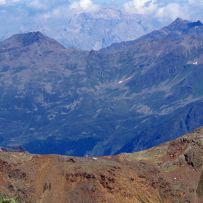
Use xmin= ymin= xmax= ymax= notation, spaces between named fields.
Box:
xmin=165 ymin=17 xmax=203 ymax=32
xmin=13 ymin=31 xmax=46 ymax=46
xmin=171 ymin=17 xmax=189 ymax=25
xmin=0 ymin=31 xmax=65 ymax=50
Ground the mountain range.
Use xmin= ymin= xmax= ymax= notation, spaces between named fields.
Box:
xmin=1 ymin=8 xmax=161 ymax=50
xmin=0 ymin=18 xmax=203 ymax=156
xmin=0 ymin=126 xmax=203 ymax=203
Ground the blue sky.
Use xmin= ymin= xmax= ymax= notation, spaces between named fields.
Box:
xmin=0 ymin=1 xmax=202 ymax=18
xmin=0 ymin=0 xmax=202 ymax=17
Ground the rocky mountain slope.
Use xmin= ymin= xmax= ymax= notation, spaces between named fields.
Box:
xmin=0 ymin=18 xmax=203 ymax=156
xmin=0 ymin=127 xmax=203 ymax=203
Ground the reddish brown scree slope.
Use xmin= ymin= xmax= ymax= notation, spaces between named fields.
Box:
xmin=0 ymin=128 xmax=203 ymax=203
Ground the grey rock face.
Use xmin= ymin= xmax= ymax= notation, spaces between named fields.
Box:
xmin=0 ymin=18 xmax=203 ymax=156
xmin=53 ymin=10 xmax=159 ymax=50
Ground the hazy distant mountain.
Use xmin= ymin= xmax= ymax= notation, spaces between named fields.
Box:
xmin=54 ymin=9 xmax=160 ymax=50
xmin=1 ymin=9 xmax=161 ymax=50
xmin=0 ymin=18 xmax=203 ymax=156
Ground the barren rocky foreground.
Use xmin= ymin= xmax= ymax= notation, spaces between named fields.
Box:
xmin=0 ymin=127 xmax=203 ymax=203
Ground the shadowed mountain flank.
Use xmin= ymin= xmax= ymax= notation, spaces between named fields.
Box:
xmin=0 ymin=18 xmax=203 ymax=156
